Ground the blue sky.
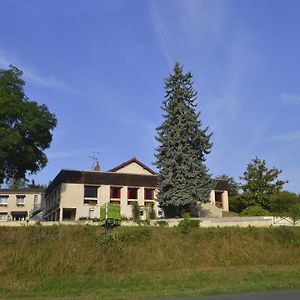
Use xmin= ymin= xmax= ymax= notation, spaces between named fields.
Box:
xmin=0 ymin=0 xmax=299 ymax=192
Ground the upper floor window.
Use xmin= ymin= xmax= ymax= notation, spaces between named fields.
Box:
xmin=84 ymin=186 xmax=98 ymax=198
xmin=16 ymin=195 xmax=25 ymax=206
xmin=0 ymin=196 xmax=8 ymax=206
xmin=128 ymin=187 xmax=138 ymax=200
xmin=144 ymin=188 xmax=155 ymax=200
xmin=110 ymin=186 xmax=121 ymax=199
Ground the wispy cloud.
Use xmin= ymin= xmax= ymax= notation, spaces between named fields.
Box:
xmin=149 ymin=1 xmax=173 ymax=66
xmin=266 ymin=130 xmax=300 ymax=143
xmin=279 ymin=93 xmax=300 ymax=105
xmin=47 ymin=149 xmax=95 ymax=159
xmin=47 ymin=147 xmax=122 ymax=159
xmin=0 ymin=49 xmax=76 ymax=92
xmin=149 ymin=0 xmax=257 ymax=121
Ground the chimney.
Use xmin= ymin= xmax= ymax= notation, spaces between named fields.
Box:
xmin=93 ymin=160 xmax=100 ymax=171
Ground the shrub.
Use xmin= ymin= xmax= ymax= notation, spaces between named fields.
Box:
xmin=132 ymin=202 xmax=140 ymax=221
xmin=148 ymin=203 xmax=156 ymax=219
xmin=137 ymin=220 xmax=150 ymax=226
xmin=155 ymin=220 xmax=169 ymax=227
xmin=229 ymin=195 xmax=245 ymax=213
xmin=178 ymin=217 xmax=200 ymax=234
xmin=287 ymin=204 xmax=300 ymax=226
xmin=240 ymin=205 xmax=271 ymax=216
xmin=270 ymin=191 xmax=300 ymax=216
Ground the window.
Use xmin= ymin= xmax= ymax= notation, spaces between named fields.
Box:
xmin=84 ymin=199 xmax=98 ymax=205
xmin=144 ymin=188 xmax=155 ymax=200
xmin=0 ymin=213 xmax=7 ymax=221
xmin=34 ymin=195 xmax=39 ymax=210
xmin=128 ymin=187 xmax=138 ymax=199
xmin=110 ymin=186 xmax=121 ymax=199
xmin=62 ymin=208 xmax=76 ymax=220
xmin=0 ymin=196 xmax=8 ymax=205
xmin=16 ymin=195 xmax=25 ymax=206
xmin=11 ymin=211 xmax=27 ymax=221
xmin=84 ymin=186 xmax=98 ymax=198
xmin=140 ymin=210 xmax=144 ymax=217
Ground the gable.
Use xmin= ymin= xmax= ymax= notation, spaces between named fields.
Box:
xmin=108 ymin=157 xmax=156 ymax=175
xmin=113 ymin=161 xmax=153 ymax=175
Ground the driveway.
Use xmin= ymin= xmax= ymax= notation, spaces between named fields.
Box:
xmin=160 ymin=289 xmax=300 ymax=300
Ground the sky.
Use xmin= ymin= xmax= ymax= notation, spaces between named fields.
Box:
xmin=0 ymin=0 xmax=299 ymax=193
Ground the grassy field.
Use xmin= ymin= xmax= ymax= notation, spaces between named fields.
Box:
xmin=1 ymin=225 xmax=300 ymax=299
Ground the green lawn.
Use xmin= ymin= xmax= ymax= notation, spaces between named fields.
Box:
xmin=1 ymin=226 xmax=300 ymax=299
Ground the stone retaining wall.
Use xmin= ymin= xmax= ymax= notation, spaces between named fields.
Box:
xmin=0 ymin=216 xmax=298 ymax=227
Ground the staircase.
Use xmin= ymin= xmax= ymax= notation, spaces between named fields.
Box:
xmin=198 ymin=202 xmax=223 ymax=218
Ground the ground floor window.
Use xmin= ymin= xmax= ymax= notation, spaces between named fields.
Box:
xmin=11 ymin=211 xmax=28 ymax=221
xmin=84 ymin=199 xmax=98 ymax=205
xmin=62 ymin=208 xmax=76 ymax=220
xmin=0 ymin=212 xmax=7 ymax=221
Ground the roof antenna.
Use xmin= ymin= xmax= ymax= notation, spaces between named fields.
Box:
xmin=88 ymin=152 xmax=100 ymax=171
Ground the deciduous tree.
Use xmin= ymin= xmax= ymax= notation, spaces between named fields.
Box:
xmin=0 ymin=65 xmax=57 ymax=183
xmin=240 ymin=157 xmax=287 ymax=209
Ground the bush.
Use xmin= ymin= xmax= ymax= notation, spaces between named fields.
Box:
xmin=137 ymin=220 xmax=150 ymax=226
xmin=240 ymin=205 xmax=271 ymax=216
xmin=148 ymin=203 xmax=156 ymax=219
xmin=270 ymin=191 xmax=300 ymax=216
xmin=287 ymin=204 xmax=300 ymax=226
xmin=132 ymin=202 xmax=140 ymax=221
xmin=155 ymin=220 xmax=169 ymax=227
xmin=178 ymin=216 xmax=200 ymax=234
xmin=229 ymin=195 xmax=245 ymax=213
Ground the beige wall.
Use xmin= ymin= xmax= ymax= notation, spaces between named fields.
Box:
xmin=114 ymin=162 xmax=153 ymax=175
xmin=44 ymin=183 xmax=229 ymax=221
xmin=45 ymin=183 xmax=158 ymax=221
xmin=0 ymin=192 xmax=43 ymax=221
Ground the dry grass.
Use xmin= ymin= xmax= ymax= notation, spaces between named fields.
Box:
xmin=1 ymin=225 xmax=300 ymax=299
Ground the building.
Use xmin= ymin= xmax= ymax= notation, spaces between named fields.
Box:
xmin=0 ymin=188 xmax=44 ymax=221
xmin=43 ymin=157 xmax=229 ymax=221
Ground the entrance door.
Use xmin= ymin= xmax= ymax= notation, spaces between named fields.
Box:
xmin=89 ymin=208 xmax=95 ymax=219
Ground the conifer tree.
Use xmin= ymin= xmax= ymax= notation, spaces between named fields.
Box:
xmin=155 ymin=63 xmax=213 ymax=217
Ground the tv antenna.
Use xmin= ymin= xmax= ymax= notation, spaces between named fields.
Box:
xmin=88 ymin=151 xmax=100 ymax=170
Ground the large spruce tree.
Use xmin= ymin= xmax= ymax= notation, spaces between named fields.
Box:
xmin=155 ymin=63 xmax=213 ymax=217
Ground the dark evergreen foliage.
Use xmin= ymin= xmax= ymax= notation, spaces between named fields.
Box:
xmin=155 ymin=63 xmax=213 ymax=217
